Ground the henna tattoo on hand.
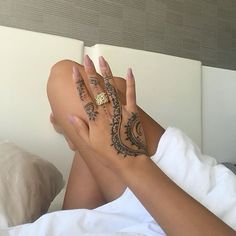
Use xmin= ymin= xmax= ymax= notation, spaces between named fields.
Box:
xmin=76 ymin=79 xmax=86 ymax=101
xmin=85 ymin=102 xmax=99 ymax=121
xmin=124 ymin=112 xmax=147 ymax=152
xmin=104 ymin=76 xmax=147 ymax=157
xmin=89 ymin=76 xmax=99 ymax=86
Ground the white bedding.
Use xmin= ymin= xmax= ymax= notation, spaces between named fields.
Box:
xmin=0 ymin=128 xmax=235 ymax=236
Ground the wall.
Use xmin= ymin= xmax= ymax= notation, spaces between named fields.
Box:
xmin=0 ymin=0 xmax=236 ymax=70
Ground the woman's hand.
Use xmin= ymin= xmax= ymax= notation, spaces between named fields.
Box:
xmin=68 ymin=55 xmax=148 ymax=169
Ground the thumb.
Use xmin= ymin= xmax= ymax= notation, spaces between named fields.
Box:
xmin=68 ymin=115 xmax=89 ymax=142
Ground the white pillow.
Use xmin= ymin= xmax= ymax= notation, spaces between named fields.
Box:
xmin=0 ymin=141 xmax=64 ymax=227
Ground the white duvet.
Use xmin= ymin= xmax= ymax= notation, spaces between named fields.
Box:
xmin=0 ymin=127 xmax=235 ymax=236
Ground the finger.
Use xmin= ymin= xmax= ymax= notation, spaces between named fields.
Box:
xmin=99 ymin=56 xmax=115 ymax=85
xmin=126 ymin=68 xmax=137 ymax=112
xmin=73 ymin=66 xmax=91 ymax=103
xmin=73 ymin=66 xmax=98 ymax=121
xmin=68 ymin=115 xmax=89 ymax=142
xmin=99 ymin=56 xmax=120 ymax=107
xmin=84 ymin=55 xmax=106 ymax=101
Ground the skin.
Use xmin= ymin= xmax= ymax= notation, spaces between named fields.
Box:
xmin=47 ymin=56 xmax=235 ymax=235
xmin=70 ymin=55 xmax=149 ymax=161
xmin=47 ymin=58 xmax=164 ymax=208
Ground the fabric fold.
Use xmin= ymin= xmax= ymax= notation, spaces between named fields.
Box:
xmin=0 ymin=128 xmax=235 ymax=235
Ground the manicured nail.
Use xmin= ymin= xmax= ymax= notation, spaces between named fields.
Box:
xmin=84 ymin=55 xmax=93 ymax=67
xmin=72 ymin=66 xmax=80 ymax=82
xmin=68 ymin=115 xmax=78 ymax=124
xmin=50 ymin=113 xmax=54 ymax=121
xmin=99 ymin=56 xmax=107 ymax=68
xmin=127 ymin=68 xmax=134 ymax=79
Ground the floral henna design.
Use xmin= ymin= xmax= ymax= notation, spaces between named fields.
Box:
xmin=124 ymin=112 xmax=147 ymax=152
xmin=89 ymin=76 xmax=99 ymax=86
xmin=85 ymin=102 xmax=99 ymax=121
xmin=104 ymin=76 xmax=147 ymax=157
xmin=76 ymin=79 xmax=86 ymax=101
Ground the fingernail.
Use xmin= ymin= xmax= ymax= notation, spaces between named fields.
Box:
xmin=50 ymin=113 xmax=54 ymax=121
xmin=72 ymin=66 xmax=79 ymax=82
xmin=68 ymin=115 xmax=78 ymax=124
xmin=72 ymin=66 xmax=83 ymax=83
xmin=127 ymin=68 xmax=134 ymax=79
xmin=99 ymin=56 xmax=107 ymax=68
xmin=84 ymin=55 xmax=93 ymax=67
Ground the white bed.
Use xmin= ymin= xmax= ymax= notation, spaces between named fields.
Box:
xmin=0 ymin=26 xmax=235 ymax=235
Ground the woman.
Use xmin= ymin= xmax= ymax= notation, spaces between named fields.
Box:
xmin=47 ymin=55 xmax=235 ymax=235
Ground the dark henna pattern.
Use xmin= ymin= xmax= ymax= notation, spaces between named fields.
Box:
xmin=76 ymin=79 xmax=86 ymax=101
xmin=89 ymin=76 xmax=99 ymax=86
xmin=84 ymin=102 xmax=98 ymax=121
xmin=104 ymin=76 xmax=147 ymax=157
xmin=102 ymin=105 xmax=109 ymax=119
xmin=124 ymin=112 xmax=147 ymax=152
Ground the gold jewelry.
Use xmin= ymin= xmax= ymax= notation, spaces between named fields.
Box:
xmin=95 ymin=92 xmax=109 ymax=106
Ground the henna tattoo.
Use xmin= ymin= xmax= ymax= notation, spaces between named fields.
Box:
xmin=76 ymin=79 xmax=86 ymax=101
xmin=103 ymin=73 xmax=112 ymax=80
xmin=89 ymin=76 xmax=99 ymax=86
xmin=124 ymin=112 xmax=147 ymax=152
xmin=104 ymin=77 xmax=147 ymax=157
xmin=84 ymin=102 xmax=98 ymax=121
xmin=102 ymin=104 xmax=109 ymax=119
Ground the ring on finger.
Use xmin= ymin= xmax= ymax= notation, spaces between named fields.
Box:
xmin=95 ymin=92 xmax=109 ymax=106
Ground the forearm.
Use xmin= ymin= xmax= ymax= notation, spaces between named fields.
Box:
xmin=118 ymin=156 xmax=235 ymax=236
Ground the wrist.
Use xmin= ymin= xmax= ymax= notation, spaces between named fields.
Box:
xmin=114 ymin=154 xmax=152 ymax=179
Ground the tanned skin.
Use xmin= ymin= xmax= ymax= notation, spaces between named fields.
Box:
xmin=68 ymin=55 xmax=235 ymax=236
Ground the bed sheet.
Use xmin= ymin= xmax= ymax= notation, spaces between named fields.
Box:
xmin=1 ymin=128 xmax=236 ymax=235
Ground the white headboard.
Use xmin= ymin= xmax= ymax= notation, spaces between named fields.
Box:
xmin=0 ymin=26 xmax=83 ymax=178
xmin=202 ymin=66 xmax=236 ymax=163
xmin=85 ymin=45 xmax=202 ymax=147
xmin=2 ymin=25 xmax=233 ymax=179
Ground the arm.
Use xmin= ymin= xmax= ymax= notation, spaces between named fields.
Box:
xmin=69 ymin=55 xmax=235 ymax=236
xmin=118 ymin=156 xmax=235 ymax=236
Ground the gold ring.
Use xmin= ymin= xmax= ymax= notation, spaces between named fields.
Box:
xmin=95 ymin=92 xmax=109 ymax=106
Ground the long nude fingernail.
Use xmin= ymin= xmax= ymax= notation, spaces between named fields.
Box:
xmin=68 ymin=114 xmax=78 ymax=124
xmin=50 ymin=113 xmax=54 ymax=122
xmin=84 ymin=55 xmax=93 ymax=67
xmin=127 ymin=68 xmax=134 ymax=79
xmin=72 ymin=66 xmax=81 ymax=82
xmin=99 ymin=56 xmax=107 ymax=67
